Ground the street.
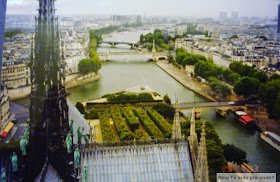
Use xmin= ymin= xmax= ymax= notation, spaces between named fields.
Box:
xmin=0 ymin=102 xmax=29 ymax=143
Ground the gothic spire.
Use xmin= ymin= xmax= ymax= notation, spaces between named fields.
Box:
xmin=195 ymin=122 xmax=209 ymax=182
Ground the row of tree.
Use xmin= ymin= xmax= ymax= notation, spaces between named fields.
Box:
xmin=78 ymin=30 xmax=102 ymax=76
xmin=140 ymin=29 xmax=174 ymax=51
xmin=176 ymin=47 xmax=207 ymax=66
xmin=89 ymin=26 xmax=119 ymax=35
xmin=4 ymin=29 xmax=23 ymax=38
xmin=189 ymin=50 xmax=280 ymax=118
xmin=175 ymin=48 xmax=280 ymax=111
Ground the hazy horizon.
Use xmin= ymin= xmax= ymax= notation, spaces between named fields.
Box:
xmin=6 ymin=0 xmax=279 ymax=18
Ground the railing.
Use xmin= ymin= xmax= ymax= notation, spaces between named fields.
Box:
xmin=76 ymin=138 xmax=189 ymax=151
xmin=175 ymin=101 xmax=258 ymax=109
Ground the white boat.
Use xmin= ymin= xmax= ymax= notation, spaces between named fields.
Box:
xmin=236 ymin=111 xmax=247 ymax=116
xmin=260 ymin=131 xmax=280 ymax=151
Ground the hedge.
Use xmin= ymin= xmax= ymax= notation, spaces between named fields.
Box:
xmin=85 ymin=108 xmax=107 ymax=119
xmin=147 ymin=109 xmax=172 ymax=138
xmin=111 ymin=108 xmax=129 ymax=137
xmin=99 ymin=111 xmax=116 ymax=143
xmin=134 ymin=129 xmax=150 ymax=141
xmin=132 ymin=108 xmax=164 ymax=139
xmin=121 ymin=107 xmax=139 ymax=131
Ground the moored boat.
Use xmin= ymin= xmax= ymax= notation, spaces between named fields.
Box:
xmin=239 ymin=115 xmax=255 ymax=127
xmin=260 ymin=131 xmax=280 ymax=152
xmin=216 ymin=109 xmax=227 ymax=117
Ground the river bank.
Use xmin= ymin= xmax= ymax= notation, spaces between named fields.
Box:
xmin=7 ymin=72 xmax=102 ymax=100
xmin=156 ymin=60 xmax=280 ymax=135
xmin=156 ymin=60 xmax=219 ymax=102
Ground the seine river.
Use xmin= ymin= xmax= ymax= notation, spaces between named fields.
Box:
xmin=44 ymin=28 xmax=280 ymax=178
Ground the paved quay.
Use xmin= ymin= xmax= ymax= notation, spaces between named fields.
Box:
xmin=156 ymin=61 xmax=219 ymax=102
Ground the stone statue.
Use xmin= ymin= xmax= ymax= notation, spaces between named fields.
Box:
xmin=70 ymin=120 xmax=74 ymax=135
xmin=84 ymin=135 xmax=90 ymax=144
xmin=1 ymin=168 xmax=6 ymax=182
xmin=77 ymin=127 xmax=83 ymax=144
xmin=83 ymin=161 xmax=88 ymax=182
xmin=24 ymin=129 xmax=29 ymax=144
xmin=74 ymin=148 xmax=80 ymax=169
xmin=11 ymin=152 xmax=18 ymax=172
xmin=66 ymin=132 xmax=72 ymax=153
xmin=20 ymin=137 xmax=27 ymax=156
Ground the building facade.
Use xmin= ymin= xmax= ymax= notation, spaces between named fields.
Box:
xmin=0 ymin=85 xmax=10 ymax=133
xmin=1 ymin=60 xmax=29 ymax=88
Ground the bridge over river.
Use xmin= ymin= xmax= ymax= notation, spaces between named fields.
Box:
xmin=98 ymin=41 xmax=139 ymax=48
xmin=175 ymin=100 xmax=258 ymax=111
xmin=98 ymin=51 xmax=168 ymax=61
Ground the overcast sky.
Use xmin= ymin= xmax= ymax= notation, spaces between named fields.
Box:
xmin=6 ymin=0 xmax=278 ymax=18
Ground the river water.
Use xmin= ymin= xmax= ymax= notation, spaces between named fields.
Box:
xmin=13 ymin=28 xmax=270 ymax=178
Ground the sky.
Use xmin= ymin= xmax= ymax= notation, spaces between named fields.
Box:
xmin=6 ymin=0 xmax=279 ymax=18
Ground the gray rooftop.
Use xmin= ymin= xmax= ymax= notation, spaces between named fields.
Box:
xmin=80 ymin=142 xmax=194 ymax=182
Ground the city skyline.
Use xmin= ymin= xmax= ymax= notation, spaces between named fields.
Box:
xmin=6 ymin=0 xmax=279 ymax=18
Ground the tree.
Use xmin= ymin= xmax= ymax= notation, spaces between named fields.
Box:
xmin=4 ymin=29 xmax=23 ymax=38
xmin=152 ymin=103 xmax=175 ymax=120
xmin=253 ymin=71 xmax=268 ymax=83
xmin=163 ymin=94 xmax=171 ymax=104
xmin=230 ymin=34 xmax=239 ymax=39
xmin=167 ymin=54 xmax=173 ymax=63
xmin=208 ymin=77 xmax=232 ymax=98
xmin=222 ymin=144 xmax=248 ymax=165
xmin=139 ymin=34 xmax=144 ymax=44
xmin=259 ymin=79 xmax=280 ymax=118
xmin=154 ymin=29 xmax=162 ymax=34
xmin=138 ymin=93 xmax=153 ymax=101
xmin=256 ymin=35 xmax=268 ymax=41
xmin=274 ymin=93 xmax=280 ymax=119
xmin=270 ymin=73 xmax=280 ymax=81
xmin=234 ymin=77 xmax=260 ymax=97
xmin=91 ymin=56 xmax=102 ymax=73
xmin=75 ymin=102 xmax=85 ymax=114
xmin=228 ymin=73 xmax=240 ymax=84
xmin=78 ymin=59 xmax=92 ymax=76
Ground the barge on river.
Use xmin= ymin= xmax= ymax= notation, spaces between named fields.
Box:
xmin=260 ymin=131 xmax=280 ymax=152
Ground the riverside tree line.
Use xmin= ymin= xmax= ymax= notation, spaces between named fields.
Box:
xmin=174 ymin=47 xmax=280 ymax=119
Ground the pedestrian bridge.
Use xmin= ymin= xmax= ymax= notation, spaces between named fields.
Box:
xmin=98 ymin=41 xmax=139 ymax=48
xmin=175 ymin=101 xmax=256 ymax=111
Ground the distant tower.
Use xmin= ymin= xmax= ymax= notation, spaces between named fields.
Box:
xmin=0 ymin=0 xmax=7 ymax=89
xmin=27 ymin=0 xmax=73 ymax=180
xmin=277 ymin=5 xmax=280 ymax=33
xmin=219 ymin=11 xmax=227 ymax=20
xmin=195 ymin=122 xmax=209 ymax=182
xmin=232 ymin=11 xmax=238 ymax=19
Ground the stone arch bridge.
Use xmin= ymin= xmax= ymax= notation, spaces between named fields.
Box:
xmin=98 ymin=41 xmax=139 ymax=49
xmin=98 ymin=52 xmax=168 ymax=62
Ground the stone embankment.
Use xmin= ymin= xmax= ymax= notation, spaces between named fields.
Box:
xmin=7 ymin=72 xmax=101 ymax=100
xmin=156 ymin=61 xmax=280 ymax=134
xmin=156 ymin=61 xmax=218 ymax=102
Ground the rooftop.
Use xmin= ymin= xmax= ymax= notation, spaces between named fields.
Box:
xmin=80 ymin=141 xmax=194 ymax=182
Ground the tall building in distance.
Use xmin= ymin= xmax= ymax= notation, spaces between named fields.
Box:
xmin=0 ymin=0 xmax=7 ymax=88
xmin=277 ymin=5 xmax=280 ymax=33
xmin=219 ymin=11 xmax=227 ymax=20
xmin=136 ymin=15 xmax=142 ymax=24
xmin=232 ymin=11 xmax=239 ymax=19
